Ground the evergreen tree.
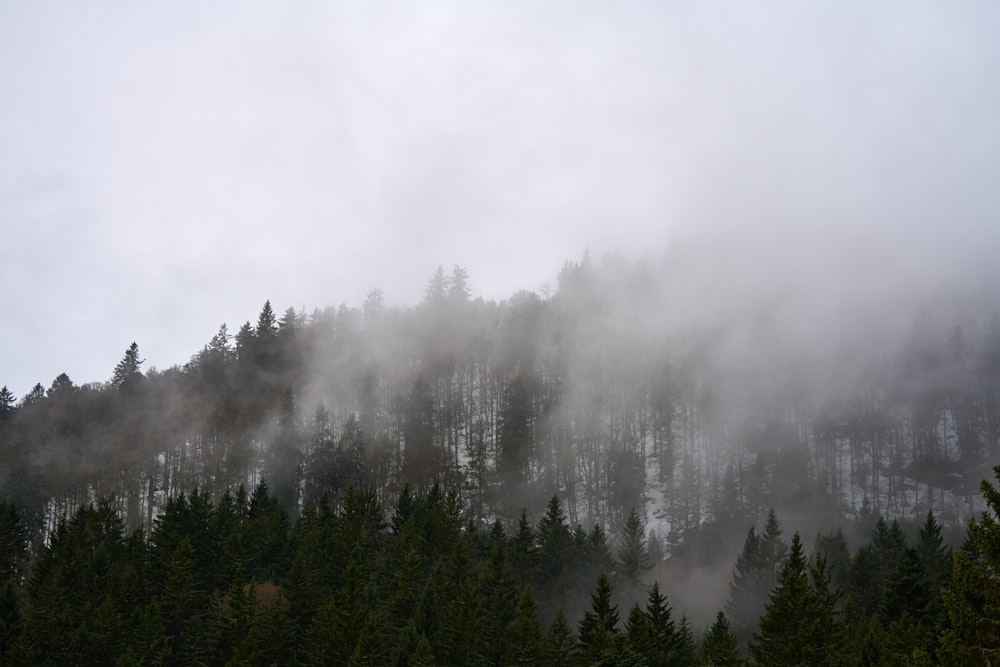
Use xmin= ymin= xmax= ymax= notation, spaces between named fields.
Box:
xmin=813 ymin=528 xmax=851 ymax=598
xmin=511 ymin=509 xmax=538 ymax=586
xmin=917 ymin=510 xmax=951 ymax=596
xmin=882 ymin=547 xmax=934 ymax=629
xmin=112 ymin=342 xmax=145 ymax=390
xmin=0 ymin=580 xmax=21 ymax=663
xmin=19 ymin=383 xmax=44 ymax=407
xmin=578 ymin=573 xmax=620 ymax=662
xmin=700 ymin=611 xmax=741 ymax=667
xmin=543 ymin=610 xmax=576 ymax=667
xmin=535 ymin=495 xmax=572 ymax=616
xmin=760 ymin=508 xmax=788 ymax=568
xmin=618 ymin=507 xmax=653 ymax=592
xmin=0 ymin=386 xmax=15 ymax=419
xmin=871 ymin=517 xmax=906 ymax=592
xmin=846 ymin=544 xmax=881 ymax=615
xmin=640 ymin=580 xmax=676 ymax=667
xmin=423 ymin=266 xmax=448 ymax=304
xmin=0 ymin=501 xmax=27 ymax=584
xmin=305 ymin=560 xmax=368 ymax=664
xmin=349 ymin=612 xmax=389 ymax=667
xmin=305 ymin=403 xmax=337 ymax=502
xmin=624 ymin=602 xmax=653 ymax=659
xmin=939 ymin=465 xmax=1000 ymax=666
xmin=750 ymin=532 xmax=836 ymax=667
xmin=477 ymin=540 xmax=519 ymax=666
xmin=673 ymin=615 xmax=697 ymax=667
xmin=508 ymin=584 xmax=544 ymax=666
xmin=725 ymin=524 xmax=776 ymax=646
xmin=449 ymin=265 xmax=471 ymax=302
xmin=585 ymin=523 xmax=617 ymax=584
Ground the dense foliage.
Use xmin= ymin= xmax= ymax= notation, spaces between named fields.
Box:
xmin=0 ymin=470 xmax=996 ymax=664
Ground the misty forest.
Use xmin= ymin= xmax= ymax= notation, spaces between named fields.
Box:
xmin=2 ymin=251 xmax=1000 ymax=666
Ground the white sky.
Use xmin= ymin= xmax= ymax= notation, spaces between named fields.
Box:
xmin=2 ymin=1 xmax=999 ymax=397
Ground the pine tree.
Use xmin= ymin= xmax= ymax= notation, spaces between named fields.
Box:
xmin=543 ymin=610 xmax=576 ymax=667
xmin=870 ymin=517 xmax=906 ymax=592
xmin=511 ymin=509 xmax=537 ymax=586
xmin=725 ymin=524 xmax=774 ymax=646
xmin=813 ymin=528 xmax=851 ymax=597
xmin=750 ymin=532 xmax=836 ymax=667
xmin=881 ymin=547 xmax=933 ymax=629
xmin=423 ymin=266 xmax=448 ymax=304
xmin=112 ymin=342 xmax=145 ymax=390
xmin=348 ymin=613 xmax=389 ymax=666
xmin=0 ymin=501 xmax=27 ymax=584
xmin=477 ymin=541 xmax=519 ymax=665
xmin=448 ymin=265 xmax=471 ymax=302
xmin=624 ymin=602 xmax=653 ymax=658
xmin=0 ymin=386 xmax=15 ymax=419
xmin=578 ymin=573 xmax=620 ymax=662
xmin=508 ymin=585 xmax=543 ymax=665
xmin=700 ymin=611 xmax=741 ymax=667
xmin=939 ymin=465 xmax=1000 ymax=666
xmin=585 ymin=523 xmax=617 ymax=584
xmin=846 ymin=544 xmax=881 ymax=615
xmin=305 ymin=403 xmax=337 ymax=502
xmin=535 ymin=495 xmax=572 ymax=617
xmin=618 ymin=507 xmax=652 ymax=592
xmin=641 ymin=580 xmax=676 ymax=667
xmin=0 ymin=580 xmax=22 ymax=663
xmin=305 ymin=560 xmax=367 ymax=664
xmin=673 ymin=615 xmax=697 ymax=667
xmin=917 ymin=511 xmax=951 ymax=596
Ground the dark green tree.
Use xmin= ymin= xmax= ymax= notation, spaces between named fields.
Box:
xmin=508 ymin=584 xmax=544 ymax=666
xmin=535 ymin=495 xmax=572 ymax=617
xmin=578 ymin=573 xmax=620 ymax=662
xmin=112 ymin=342 xmax=145 ymax=390
xmin=750 ymin=532 xmax=836 ymax=667
xmin=700 ymin=611 xmax=741 ymax=667
xmin=939 ymin=465 xmax=1000 ymax=666
xmin=642 ymin=581 xmax=677 ymax=667
xmin=511 ymin=509 xmax=538 ymax=586
xmin=618 ymin=507 xmax=653 ymax=592
xmin=813 ymin=528 xmax=851 ymax=598
xmin=624 ymin=602 xmax=653 ymax=660
xmin=584 ymin=523 xmax=616 ymax=585
xmin=726 ymin=526 xmax=769 ymax=646
xmin=477 ymin=540 xmax=519 ymax=666
xmin=917 ymin=510 xmax=951 ymax=597
xmin=673 ymin=615 xmax=697 ymax=667
xmin=543 ymin=610 xmax=576 ymax=667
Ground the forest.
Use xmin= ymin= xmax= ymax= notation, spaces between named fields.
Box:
xmin=2 ymin=248 xmax=1000 ymax=664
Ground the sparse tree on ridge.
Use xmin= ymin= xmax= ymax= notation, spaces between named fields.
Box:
xmin=112 ymin=342 xmax=144 ymax=390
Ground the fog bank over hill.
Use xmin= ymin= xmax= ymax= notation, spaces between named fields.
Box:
xmin=3 ymin=1 xmax=999 ymax=399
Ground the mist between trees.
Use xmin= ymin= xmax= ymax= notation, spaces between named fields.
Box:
xmin=1 ymin=241 xmax=1000 ymax=662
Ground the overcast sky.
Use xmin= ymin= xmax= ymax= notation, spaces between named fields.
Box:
xmin=2 ymin=1 xmax=999 ymax=397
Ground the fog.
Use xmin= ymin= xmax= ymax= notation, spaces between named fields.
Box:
xmin=2 ymin=1 xmax=999 ymax=399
